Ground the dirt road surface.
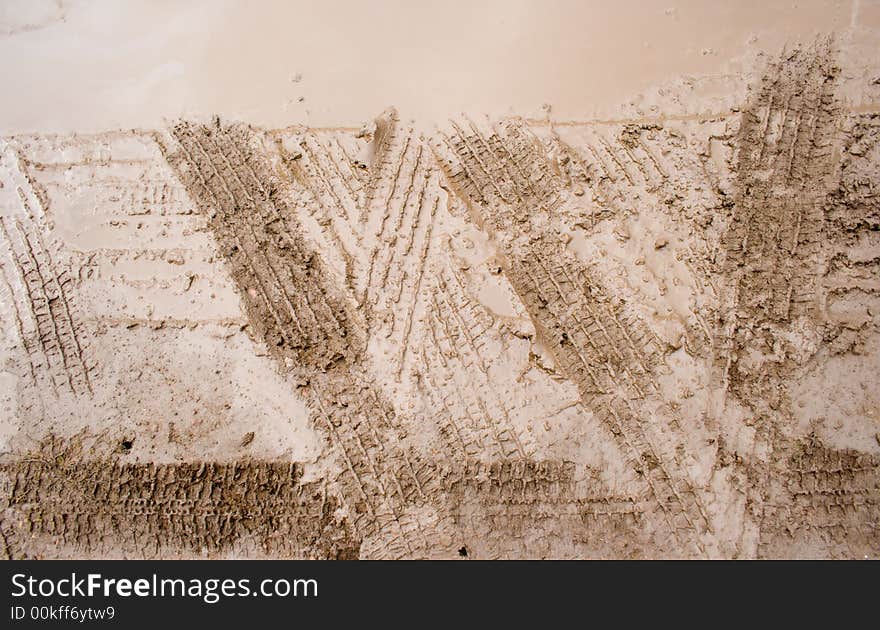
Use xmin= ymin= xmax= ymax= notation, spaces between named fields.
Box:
xmin=1 ymin=3 xmax=879 ymax=559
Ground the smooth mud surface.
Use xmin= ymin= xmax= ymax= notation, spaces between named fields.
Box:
xmin=1 ymin=3 xmax=879 ymax=558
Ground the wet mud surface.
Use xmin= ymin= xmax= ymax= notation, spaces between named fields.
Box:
xmin=1 ymin=40 xmax=879 ymax=558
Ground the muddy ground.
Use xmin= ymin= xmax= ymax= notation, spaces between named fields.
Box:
xmin=1 ymin=20 xmax=879 ymax=558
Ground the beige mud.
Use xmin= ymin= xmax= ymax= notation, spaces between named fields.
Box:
xmin=1 ymin=8 xmax=879 ymax=559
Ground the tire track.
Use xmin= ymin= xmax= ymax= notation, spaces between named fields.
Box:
xmin=437 ymin=116 xmax=713 ymax=554
xmin=0 ymin=437 xmax=359 ymax=559
xmin=0 ymin=145 xmax=94 ymax=397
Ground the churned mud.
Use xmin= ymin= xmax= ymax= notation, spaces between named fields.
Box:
xmin=1 ymin=26 xmax=879 ymax=558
